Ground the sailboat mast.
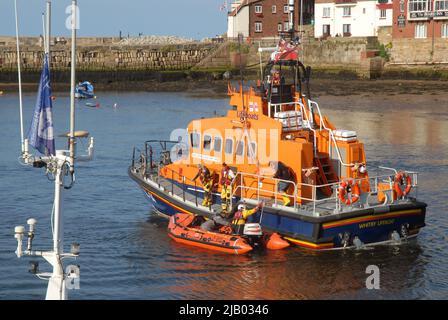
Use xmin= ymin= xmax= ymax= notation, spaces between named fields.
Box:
xmin=69 ymin=0 xmax=77 ymax=174
xmin=14 ymin=0 xmax=24 ymax=154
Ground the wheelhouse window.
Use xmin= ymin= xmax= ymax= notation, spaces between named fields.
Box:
xmin=236 ymin=140 xmax=244 ymax=157
xmin=203 ymin=135 xmax=212 ymax=151
xmin=415 ymin=23 xmax=427 ymax=38
xmin=247 ymin=142 xmax=257 ymax=158
xmin=272 ymin=5 xmax=277 ymax=13
xmin=255 ymin=5 xmax=262 ymax=14
xmin=225 ymin=138 xmax=233 ymax=154
xmin=255 ymin=22 xmax=262 ymax=33
xmin=323 ymin=7 xmax=331 ymax=18
xmin=343 ymin=7 xmax=351 ymax=17
xmin=408 ymin=0 xmax=429 ymax=13
xmin=190 ymin=132 xmax=200 ymax=149
xmin=214 ymin=136 xmax=222 ymax=153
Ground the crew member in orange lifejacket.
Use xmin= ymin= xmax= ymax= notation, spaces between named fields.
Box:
xmin=193 ymin=164 xmax=213 ymax=206
xmin=232 ymin=202 xmax=263 ymax=235
xmin=220 ymin=163 xmax=235 ymax=213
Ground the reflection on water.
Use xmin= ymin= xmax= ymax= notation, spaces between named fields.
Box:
xmin=0 ymin=91 xmax=447 ymax=299
xmin=134 ymin=216 xmax=426 ymax=300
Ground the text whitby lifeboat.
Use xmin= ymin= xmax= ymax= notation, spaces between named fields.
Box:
xmin=129 ymin=37 xmax=427 ymax=250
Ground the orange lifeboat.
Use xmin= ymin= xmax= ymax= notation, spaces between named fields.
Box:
xmin=167 ymin=213 xmax=253 ymax=255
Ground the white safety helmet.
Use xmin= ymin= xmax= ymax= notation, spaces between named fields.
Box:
xmin=237 ymin=204 xmax=246 ymax=211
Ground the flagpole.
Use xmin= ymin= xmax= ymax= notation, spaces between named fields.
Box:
xmin=42 ymin=13 xmax=47 ymax=54
xmin=14 ymin=0 xmax=25 ymax=154
xmin=69 ymin=0 xmax=76 ymax=175
xmin=46 ymin=0 xmax=51 ymax=66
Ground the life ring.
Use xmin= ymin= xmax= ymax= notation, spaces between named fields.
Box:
xmin=338 ymin=180 xmax=361 ymax=205
xmin=394 ymin=172 xmax=412 ymax=198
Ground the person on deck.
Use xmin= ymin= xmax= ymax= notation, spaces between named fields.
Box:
xmin=231 ymin=202 xmax=263 ymax=235
xmin=220 ymin=163 xmax=235 ymax=213
xmin=270 ymin=161 xmax=294 ymax=206
xmin=193 ymin=164 xmax=213 ymax=207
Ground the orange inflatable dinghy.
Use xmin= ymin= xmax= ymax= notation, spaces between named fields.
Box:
xmin=167 ymin=213 xmax=253 ymax=255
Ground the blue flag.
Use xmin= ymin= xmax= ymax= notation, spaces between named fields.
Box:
xmin=28 ymin=54 xmax=55 ymax=156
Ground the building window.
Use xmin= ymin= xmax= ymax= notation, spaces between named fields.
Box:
xmin=323 ymin=24 xmax=331 ymax=36
xmin=255 ymin=5 xmax=262 ymax=14
xmin=323 ymin=7 xmax=331 ymax=18
xmin=284 ymin=5 xmax=288 ymax=13
xmin=363 ymin=8 xmax=366 ymax=14
xmin=343 ymin=7 xmax=351 ymax=17
xmin=408 ymin=0 xmax=429 ymax=13
xmin=255 ymin=22 xmax=262 ymax=32
xmin=284 ymin=21 xmax=289 ymax=31
xmin=272 ymin=5 xmax=277 ymax=13
xmin=343 ymin=24 xmax=351 ymax=36
xmin=400 ymin=0 xmax=405 ymax=12
xmin=278 ymin=23 xmax=282 ymax=32
xmin=415 ymin=23 xmax=427 ymax=38
xmin=441 ymin=23 xmax=448 ymax=38
xmin=435 ymin=0 xmax=448 ymax=11
xmin=380 ymin=9 xmax=387 ymax=18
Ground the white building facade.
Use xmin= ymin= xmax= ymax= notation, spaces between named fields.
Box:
xmin=314 ymin=0 xmax=393 ymax=38
xmin=227 ymin=0 xmax=250 ymax=38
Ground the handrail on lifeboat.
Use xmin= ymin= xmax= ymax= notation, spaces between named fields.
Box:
xmin=307 ymin=99 xmax=356 ymax=168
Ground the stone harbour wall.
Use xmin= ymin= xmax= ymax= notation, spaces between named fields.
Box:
xmin=389 ymin=38 xmax=448 ymax=64
xmin=0 ymin=42 xmax=216 ymax=71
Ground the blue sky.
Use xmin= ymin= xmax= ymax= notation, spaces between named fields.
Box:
xmin=0 ymin=0 xmax=228 ymax=39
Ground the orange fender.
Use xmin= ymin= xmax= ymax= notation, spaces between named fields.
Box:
xmin=265 ymin=233 xmax=290 ymax=250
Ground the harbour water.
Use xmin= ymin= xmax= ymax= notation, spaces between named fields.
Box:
xmin=0 ymin=90 xmax=447 ymax=299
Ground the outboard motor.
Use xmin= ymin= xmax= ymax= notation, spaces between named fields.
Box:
xmin=243 ymin=223 xmax=263 ymax=247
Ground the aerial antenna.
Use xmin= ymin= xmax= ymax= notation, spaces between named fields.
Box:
xmin=237 ymin=33 xmax=245 ymax=113
xmin=288 ymin=0 xmax=295 ymax=37
xmin=14 ymin=0 xmax=25 ymax=155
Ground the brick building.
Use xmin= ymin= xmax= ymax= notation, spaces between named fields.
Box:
xmin=227 ymin=0 xmax=314 ymax=38
xmin=392 ymin=0 xmax=448 ymax=38
xmin=314 ymin=0 xmax=393 ymax=38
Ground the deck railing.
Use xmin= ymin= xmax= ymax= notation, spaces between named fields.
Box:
xmin=229 ymin=168 xmax=419 ymax=217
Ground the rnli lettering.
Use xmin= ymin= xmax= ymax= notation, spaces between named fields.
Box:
xmin=237 ymin=111 xmax=259 ymax=121
xmin=359 ymin=219 xmax=395 ymax=229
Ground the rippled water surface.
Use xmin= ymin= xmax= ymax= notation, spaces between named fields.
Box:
xmin=0 ymin=90 xmax=447 ymax=299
